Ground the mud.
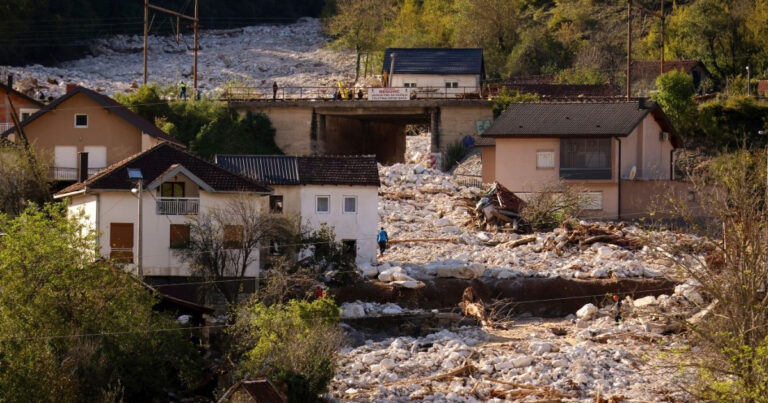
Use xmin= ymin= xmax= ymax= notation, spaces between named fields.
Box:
xmin=333 ymin=277 xmax=677 ymax=317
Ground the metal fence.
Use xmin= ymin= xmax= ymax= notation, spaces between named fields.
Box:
xmin=50 ymin=167 xmax=105 ymax=181
xmin=221 ymin=86 xmax=485 ymax=102
xmin=455 ymin=174 xmax=484 ymax=189
xmin=156 ymin=197 xmax=200 ymax=215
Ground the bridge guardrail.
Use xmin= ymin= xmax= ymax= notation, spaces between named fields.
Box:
xmin=221 ymin=86 xmax=487 ymax=102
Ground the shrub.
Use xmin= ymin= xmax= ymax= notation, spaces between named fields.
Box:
xmin=492 ymin=87 xmax=540 ymax=118
xmin=519 ymin=184 xmax=587 ymax=231
xmin=441 ymin=140 xmax=468 ymax=171
xmin=229 ymin=298 xmax=343 ymax=402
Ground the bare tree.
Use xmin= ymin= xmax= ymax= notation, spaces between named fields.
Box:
xmin=176 ymin=197 xmax=300 ymax=306
xmin=661 ymin=150 xmax=768 ymax=401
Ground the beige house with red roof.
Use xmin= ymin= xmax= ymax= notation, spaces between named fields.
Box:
xmin=2 ymin=85 xmax=183 ymax=182
xmin=54 ymin=142 xmax=272 ymax=279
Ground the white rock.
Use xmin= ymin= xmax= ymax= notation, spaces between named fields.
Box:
xmin=380 ymin=358 xmax=396 ymax=370
xmin=391 ymin=280 xmax=425 ymax=289
xmin=341 ymin=303 xmax=366 ymax=319
xmin=530 ymin=342 xmax=552 ymax=354
xmin=476 ymin=232 xmax=492 ymax=242
xmin=576 ymin=303 xmax=599 ymax=320
xmin=633 ymin=295 xmax=657 ymax=308
xmin=511 ymin=355 xmax=534 ymax=368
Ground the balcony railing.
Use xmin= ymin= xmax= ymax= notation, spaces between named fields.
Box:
xmin=50 ymin=166 xmax=106 ymax=181
xmin=156 ymin=197 xmax=200 ymax=215
xmin=221 ymin=85 xmax=485 ymax=101
xmin=0 ymin=122 xmax=14 ymax=132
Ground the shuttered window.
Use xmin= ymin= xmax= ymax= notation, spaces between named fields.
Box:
xmin=109 ymin=223 xmax=134 ymax=263
xmin=223 ymin=225 xmax=243 ymax=249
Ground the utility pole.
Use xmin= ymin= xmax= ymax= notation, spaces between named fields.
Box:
xmin=747 ymin=66 xmax=751 ymax=96
xmin=143 ymin=0 xmax=148 ymax=85
xmin=136 ymin=179 xmax=144 ymax=277
xmin=660 ymin=0 xmax=664 ymax=75
xmin=193 ymin=0 xmax=199 ymax=93
xmin=142 ymin=1 xmax=199 ymax=90
xmin=627 ymin=0 xmax=632 ymax=100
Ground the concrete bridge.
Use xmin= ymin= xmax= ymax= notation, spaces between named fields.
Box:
xmin=229 ymin=99 xmax=493 ymax=165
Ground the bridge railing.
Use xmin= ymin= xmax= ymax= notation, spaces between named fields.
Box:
xmin=221 ymin=86 xmax=487 ymax=102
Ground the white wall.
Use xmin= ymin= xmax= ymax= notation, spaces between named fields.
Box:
xmin=69 ymin=189 xmax=267 ymax=277
xmin=299 ymin=185 xmax=379 ymax=264
xmin=390 ymin=74 xmax=480 ymax=96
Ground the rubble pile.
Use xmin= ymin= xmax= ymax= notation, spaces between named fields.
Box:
xmin=331 ymin=283 xmax=705 ymax=401
xmin=2 ymin=18 xmax=355 ymax=98
xmin=340 ymin=301 xmax=416 ymax=319
xmin=375 ymin=138 xmax=700 ymax=284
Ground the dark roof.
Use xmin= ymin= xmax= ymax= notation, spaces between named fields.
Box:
xmin=631 ymin=60 xmax=708 ymax=82
xmin=501 ymin=84 xmax=621 ymax=98
xmin=474 ymin=137 xmax=495 ymax=147
xmin=1 ymin=86 xmax=183 ymax=146
xmin=482 ymin=100 xmax=682 ymax=147
xmin=218 ymin=378 xmax=286 ymax=403
xmin=216 ymin=155 xmax=380 ymax=187
xmin=0 ymin=82 xmax=43 ymax=107
xmin=216 ymin=155 xmax=300 ymax=185
xmin=55 ymin=142 xmax=271 ymax=196
xmin=383 ymin=48 xmax=484 ymax=76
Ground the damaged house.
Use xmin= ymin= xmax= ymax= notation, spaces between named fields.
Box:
xmin=478 ymin=100 xmax=684 ymax=219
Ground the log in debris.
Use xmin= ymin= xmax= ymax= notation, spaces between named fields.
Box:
xmin=384 ymin=363 xmax=476 ymax=387
xmin=498 ymin=236 xmax=536 ymax=248
xmin=543 ymin=221 xmax=644 ymax=253
xmin=388 ymin=238 xmax=458 ymax=244
xmin=484 ymin=377 xmax=576 ymax=399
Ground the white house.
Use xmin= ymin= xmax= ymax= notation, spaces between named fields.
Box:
xmin=382 ymin=48 xmax=485 ymax=98
xmin=215 ymin=154 xmax=381 ymax=264
xmin=54 ymin=142 xmax=272 ymax=278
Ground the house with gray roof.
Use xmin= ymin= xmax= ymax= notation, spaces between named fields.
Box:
xmin=382 ymin=48 xmax=485 ymax=98
xmin=478 ymin=100 xmax=683 ymax=219
xmin=216 ymin=154 xmax=380 ymax=264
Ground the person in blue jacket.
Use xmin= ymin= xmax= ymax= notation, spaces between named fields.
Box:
xmin=377 ymin=227 xmax=389 ymax=256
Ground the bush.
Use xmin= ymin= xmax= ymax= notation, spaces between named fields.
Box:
xmin=652 ymin=70 xmax=697 ymax=141
xmin=492 ymin=87 xmax=540 ymax=118
xmin=298 ymin=223 xmax=357 ymax=286
xmin=695 ymin=96 xmax=768 ymax=150
xmin=519 ymin=184 xmax=587 ymax=231
xmin=0 ymin=204 xmax=202 ymax=402
xmin=441 ymin=140 xmax=468 ymax=171
xmin=229 ymin=297 xmax=343 ymax=402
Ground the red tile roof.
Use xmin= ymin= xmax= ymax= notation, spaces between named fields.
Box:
xmin=55 ymin=142 xmax=271 ymax=196
xmin=631 ymin=60 xmax=706 ymax=82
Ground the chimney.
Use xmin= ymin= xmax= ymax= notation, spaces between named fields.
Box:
xmin=638 ymin=97 xmax=647 ymax=109
xmin=7 ymin=74 xmax=12 ymax=88
xmin=66 ymin=83 xmax=77 ymax=93
xmin=77 ymin=152 xmax=89 ymax=183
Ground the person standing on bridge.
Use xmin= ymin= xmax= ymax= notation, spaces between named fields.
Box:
xmin=377 ymin=227 xmax=389 ymax=256
xmin=272 ymin=82 xmax=278 ymax=101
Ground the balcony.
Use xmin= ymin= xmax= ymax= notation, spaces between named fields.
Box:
xmin=156 ymin=197 xmax=200 ymax=215
xmin=0 ymin=122 xmax=13 ymax=132
xmin=50 ymin=166 xmax=106 ymax=181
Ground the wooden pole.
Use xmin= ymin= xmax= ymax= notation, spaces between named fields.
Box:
xmin=193 ymin=0 xmax=198 ymax=93
xmin=143 ymin=0 xmax=148 ymax=85
xmin=627 ymin=0 xmax=632 ymax=100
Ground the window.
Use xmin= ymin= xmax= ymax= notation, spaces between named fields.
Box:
xmin=537 ymin=150 xmax=555 ymax=169
xmin=109 ymin=223 xmax=134 ymax=263
xmin=223 ymin=225 xmax=243 ymax=249
xmin=161 ymin=182 xmax=185 ymax=197
xmin=560 ymin=138 xmax=612 ymax=180
xmin=404 ymin=82 xmax=417 ymax=88
xmin=269 ymin=240 xmax=282 ymax=256
xmin=342 ymin=239 xmax=357 ymax=259
xmin=445 ymin=81 xmax=459 ymax=88
xmin=83 ymin=145 xmax=107 ymax=171
xmin=74 ymin=114 xmax=88 ymax=128
xmin=343 ymin=196 xmax=357 ymax=213
xmin=19 ymin=108 xmax=36 ymax=121
xmin=316 ymin=196 xmax=330 ymax=213
xmin=169 ymin=224 xmax=190 ymax=249
xmin=269 ymin=195 xmax=284 ymax=213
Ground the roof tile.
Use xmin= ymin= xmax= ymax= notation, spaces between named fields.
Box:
xmin=383 ymin=48 xmax=484 ymax=76
xmin=216 ymin=155 xmax=380 ymax=187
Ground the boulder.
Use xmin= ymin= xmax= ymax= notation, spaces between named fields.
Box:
xmin=576 ymin=303 xmax=599 ymax=320
xmin=341 ymin=303 xmax=366 ymax=319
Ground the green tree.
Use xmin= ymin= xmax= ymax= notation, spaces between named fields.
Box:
xmin=492 ymin=87 xmax=540 ymax=118
xmin=696 ymin=96 xmax=768 ymax=150
xmin=652 ymin=70 xmax=697 ymax=141
xmin=0 ymin=204 xmax=202 ymax=402
xmin=326 ymin=0 xmax=395 ymax=81
xmin=229 ymin=297 xmax=343 ymax=403
xmin=0 ymin=142 xmax=50 ymax=216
